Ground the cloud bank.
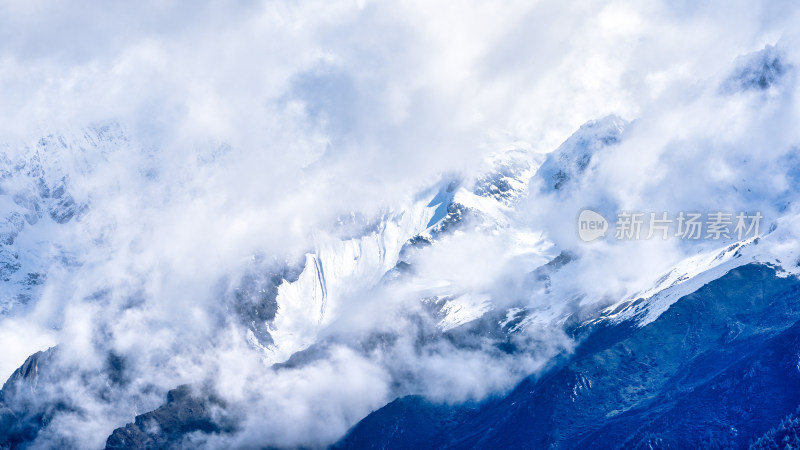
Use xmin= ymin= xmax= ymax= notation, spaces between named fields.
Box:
xmin=1 ymin=0 xmax=800 ymax=448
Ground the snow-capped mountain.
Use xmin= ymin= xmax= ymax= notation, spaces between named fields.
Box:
xmin=3 ymin=3 xmax=800 ymax=448
xmin=0 ymin=124 xmax=128 ymax=316
xmin=4 ymin=102 xmax=800 ymax=448
xmin=338 ymin=261 xmax=800 ymax=449
xmin=534 ymin=115 xmax=627 ymax=193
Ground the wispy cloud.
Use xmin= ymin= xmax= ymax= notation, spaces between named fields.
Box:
xmin=1 ymin=0 xmax=800 ymax=448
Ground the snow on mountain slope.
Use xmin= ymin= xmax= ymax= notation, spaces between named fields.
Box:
xmin=0 ymin=123 xmax=129 ymax=316
xmin=597 ymin=240 xmax=759 ymax=327
xmin=397 ymin=147 xmax=555 ymax=333
xmin=8 ymin=114 xmax=798 ymax=449
xmin=267 ymin=204 xmax=437 ymax=362
xmin=597 ymin=214 xmax=800 ymax=328
xmin=472 ymin=147 xmax=541 ymax=207
xmin=377 ymin=119 xmax=634 ymax=336
xmin=261 ymin=144 xmax=552 ymax=359
xmin=432 ymin=293 xmax=493 ymax=332
xmin=409 ymin=117 xmax=635 ymax=334
xmin=534 ymin=115 xmax=627 ymax=193
xmin=0 ymin=123 xmax=556 ymax=377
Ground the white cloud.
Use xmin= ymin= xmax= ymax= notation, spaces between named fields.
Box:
xmin=1 ymin=0 xmax=800 ymax=448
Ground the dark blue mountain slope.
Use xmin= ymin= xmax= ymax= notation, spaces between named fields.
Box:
xmin=337 ymin=264 xmax=800 ymax=449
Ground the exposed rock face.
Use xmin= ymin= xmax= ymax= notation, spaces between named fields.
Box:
xmin=0 ymin=348 xmax=58 ymax=448
xmin=105 ymin=385 xmax=237 ymax=450
xmin=723 ymin=45 xmax=788 ymax=93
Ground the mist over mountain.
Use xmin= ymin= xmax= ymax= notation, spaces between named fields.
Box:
xmin=2 ymin=1 xmax=800 ymax=449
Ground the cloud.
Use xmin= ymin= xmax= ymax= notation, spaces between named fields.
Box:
xmin=1 ymin=0 xmax=800 ymax=448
